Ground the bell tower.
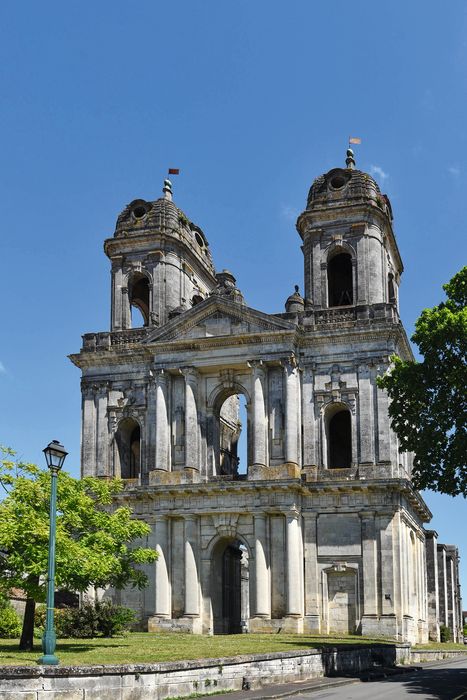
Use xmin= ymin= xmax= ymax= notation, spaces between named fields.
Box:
xmin=104 ymin=179 xmax=217 ymax=331
xmin=296 ymin=148 xmax=402 ymax=319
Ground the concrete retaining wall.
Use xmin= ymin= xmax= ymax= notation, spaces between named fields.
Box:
xmin=0 ymin=644 xmax=410 ymax=699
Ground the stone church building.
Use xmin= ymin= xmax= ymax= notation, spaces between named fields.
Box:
xmin=71 ymin=150 xmax=440 ymax=644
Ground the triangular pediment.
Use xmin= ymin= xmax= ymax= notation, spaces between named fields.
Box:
xmin=144 ymin=296 xmax=296 ymax=344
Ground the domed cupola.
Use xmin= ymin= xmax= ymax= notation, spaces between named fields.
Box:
xmin=304 ymin=150 xmax=392 ymax=219
xmin=104 ymin=178 xmax=218 ymax=331
xmin=295 ymin=148 xmax=402 ymax=314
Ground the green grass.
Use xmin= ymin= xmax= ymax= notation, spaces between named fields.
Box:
xmin=0 ymin=632 xmax=396 ymax=667
xmin=412 ymin=642 xmax=467 ymax=651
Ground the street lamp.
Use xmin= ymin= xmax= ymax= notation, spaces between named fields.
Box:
xmin=38 ymin=440 xmax=68 ymax=666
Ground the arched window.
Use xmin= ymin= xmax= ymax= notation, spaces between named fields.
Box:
xmin=216 ymin=392 xmax=249 ymax=477
xmin=116 ymin=418 xmax=141 ymax=479
xmin=327 ymin=408 xmax=352 ymax=468
xmin=328 ymin=253 xmax=353 ymax=307
xmin=129 ymin=273 xmax=150 ymax=327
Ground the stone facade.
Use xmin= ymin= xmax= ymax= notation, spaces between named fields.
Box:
xmin=70 ymin=154 xmax=435 ymax=643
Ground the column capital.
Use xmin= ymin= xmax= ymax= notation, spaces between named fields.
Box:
xmin=281 ymin=354 xmax=298 ymax=372
xmin=181 ymin=366 xmax=198 ymax=381
xmin=247 ymin=359 xmax=265 ymax=374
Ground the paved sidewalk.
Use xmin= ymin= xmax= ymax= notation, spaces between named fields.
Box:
xmin=208 ymin=665 xmax=420 ymax=700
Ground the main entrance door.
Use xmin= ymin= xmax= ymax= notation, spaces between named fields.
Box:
xmin=212 ymin=539 xmax=244 ymax=634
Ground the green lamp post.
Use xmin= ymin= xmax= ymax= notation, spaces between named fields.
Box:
xmin=38 ymin=440 xmax=68 ymax=666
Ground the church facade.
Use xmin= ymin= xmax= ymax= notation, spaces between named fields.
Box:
xmin=70 ymin=151 xmax=433 ymax=643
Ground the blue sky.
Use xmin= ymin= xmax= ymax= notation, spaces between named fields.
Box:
xmin=0 ymin=2 xmax=465 ymax=596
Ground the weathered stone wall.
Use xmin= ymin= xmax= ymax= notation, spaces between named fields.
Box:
xmin=0 ymin=645 xmax=411 ymax=700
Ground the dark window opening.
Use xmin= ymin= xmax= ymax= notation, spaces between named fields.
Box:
xmin=116 ymin=419 xmax=141 ymax=479
xmin=222 ymin=543 xmax=242 ymax=634
xmin=129 ymin=274 xmax=150 ymax=327
xmin=328 ymin=253 xmax=353 ymax=307
xmin=328 ymin=410 xmax=352 ymax=468
xmin=192 ymin=294 xmax=204 ymax=306
xmin=388 ymin=273 xmax=396 ymax=303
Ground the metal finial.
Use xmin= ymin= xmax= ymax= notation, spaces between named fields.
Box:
xmin=346 ymin=148 xmax=355 ymax=170
xmin=163 ymin=178 xmax=173 ymax=201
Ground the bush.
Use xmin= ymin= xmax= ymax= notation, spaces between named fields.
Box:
xmin=35 ymin=600 xmax=136 ymax=638
xmin=440 ymin=624 xmax=452 ymax=642
xmin=0 ymin=602 xmax=22 ymax=638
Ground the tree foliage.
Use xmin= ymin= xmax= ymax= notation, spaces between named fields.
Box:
xmin=0 ymin=447 xmax=157 ymax=648
xmin=378 ymin=267 xmax=467 ymax=496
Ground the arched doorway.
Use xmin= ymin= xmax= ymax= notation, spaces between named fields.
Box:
xmin=211 ymin=538 xmax=249 ymax=634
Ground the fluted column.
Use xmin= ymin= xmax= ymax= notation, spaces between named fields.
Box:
xmin=254 ymin=514 xmax=270 ymax=617
xmin=286 ymin=510 xmax=302 ymax=616
xmin=146 ymin=373 xmax=157 ymax=470
xmin=283 ymin=358 xmax=299 ymax=466
xmin=155 ymin=369 xmax=169 ymax=471
xmin=250 ymin=361 xmax=267 ymax=467
xmin=184 ymin=515 xmax=200 ymax=617
xmin=182 ymin=367 xmax=199 ymax=471
xmin=154 ymin=516 xmax=170 ymax=617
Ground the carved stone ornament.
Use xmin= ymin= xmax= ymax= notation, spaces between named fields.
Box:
xmin=211 ymin=513 xmax=239 ymax=538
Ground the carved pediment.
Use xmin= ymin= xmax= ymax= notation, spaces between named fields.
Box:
xmin=143 ymin=297 xmax=296 ymax=344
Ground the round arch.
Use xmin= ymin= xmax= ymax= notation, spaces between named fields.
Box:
xmin=322 ymin=401 xmax=353 ymax=469
xmin=126 ymin=270 xmax=153 ymax=327
xmin=115 ymin=416 xmax=142 ymax=479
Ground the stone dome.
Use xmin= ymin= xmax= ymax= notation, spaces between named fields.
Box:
xmin=306 ymin=167 xmax=388 ymax=213
xmin=112 ymin=181 xmax=215 ymax=273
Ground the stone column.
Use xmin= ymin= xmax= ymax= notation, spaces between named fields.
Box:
xmin=154 ymin=516 xmax=170 ymax=617
xmin=283 ymin=358 xmax=299 ymax=467
xmin=377 ymin=510 xmax=400 ymax=639
xmin=146 ymin=373 xmax=157 ymax=471
xmin=358 ymin=363 xmax=374 ymax=465
xmin=184 ymin=515 xmax=200 ymax=617
xmin=155 ymin=369 xmax=170 ymax=471
xmin=183 ymin=367 xmax=199 ymax=471
xmin=95 ymin=384 xmax=109 ymax=477
xmin=425 ymin=530 xmax=440 ymax=641
xmin=254 ymin=514 xmax=270 ymax=617
xmin=81 ymin=384 xmax=96 ymax=476
xmin=286 ymin=510 xmax=302 ymax=616
xmin=361 ymin=512 xmax=378 ymax=631
xmin=303 ymin=513 xmax=320 ymax=631
xmin=121 ymin=285 xmax=131 ymax=329
xmin=250 ymin=361 xmax=267 ymax=468
xmin=302 ymin=366 xmax=317 ymax=469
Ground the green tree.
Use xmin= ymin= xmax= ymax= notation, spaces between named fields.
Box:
xmin=378 ymin=267 xmax=467 ymax=496
xmin=0 ymin=447 xmax=157 ymax=650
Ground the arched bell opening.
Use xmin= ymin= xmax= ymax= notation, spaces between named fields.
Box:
xmin=211 ymin=537 xmax=249 ymax=634
xmin=327 ymin=252 xmax=353 ymax=307
xmin=129 ymin=272 xmax=150 ymax=327
xmin=115 ymin=417 xmax=141 ymax=479
xmin=388 ymin=273 xmax=396 ymax=304
xmin=214 ymin=390 xmax=250 ymax=478
xmin=326 ymin=405 xmax=352 ymax=469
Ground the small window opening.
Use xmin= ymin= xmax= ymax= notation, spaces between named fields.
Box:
xmin=328 ymin=409 xmax=352 ymax=468
xmin=388 ymin=273 xmax=396 ymax=303
xmin=194 ymin=231 xmax=204 ymax=247
xmin=192 ymin=294 xmax=204 ymax=306
xmin=116 ymin=419 xmax=141 ymax=479
xmin=328 ymin=253 xmax=353 ymax=307
xmin=129 ymin=273 xmax=150 ymax=327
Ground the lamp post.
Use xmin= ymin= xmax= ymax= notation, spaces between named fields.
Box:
xmin=38 ymin=440 xmax=68 ymax=666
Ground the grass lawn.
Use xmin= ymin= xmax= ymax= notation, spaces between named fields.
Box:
xmin=412 ymin=642 xmax=467 ymax=651
xmin=0 ymin=632 xmax=397 ymax=667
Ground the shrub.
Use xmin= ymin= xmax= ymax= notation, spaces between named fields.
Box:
xmin=35 ymin=600 xmax=136 ymax=638
xmin=440 ymin=624 xmax=452 ymax=642
xmin=0 ymin=602 xmax=22 ymax=638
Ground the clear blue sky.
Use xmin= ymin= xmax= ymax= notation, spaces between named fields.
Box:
xmin=0 ymin=2 xmax=465 ymax=597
